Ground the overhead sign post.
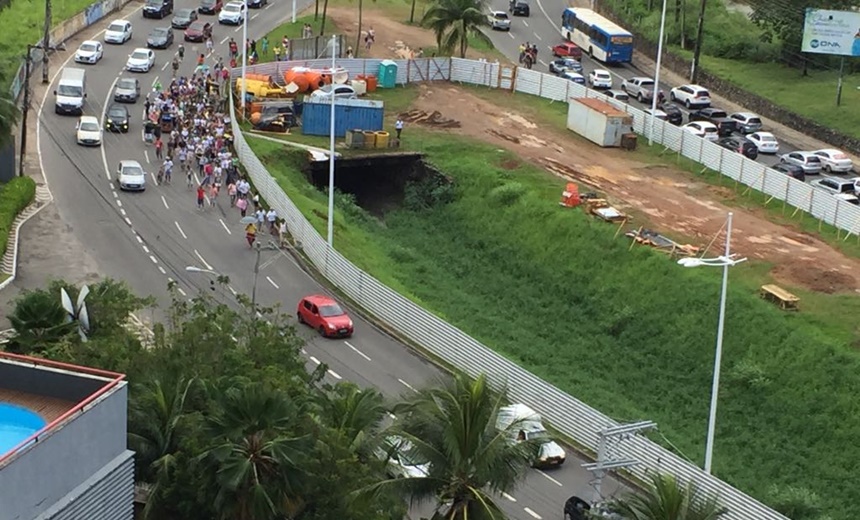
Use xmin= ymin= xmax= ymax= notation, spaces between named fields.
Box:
xmin=801 ymin=8 xmax=860 ymax=106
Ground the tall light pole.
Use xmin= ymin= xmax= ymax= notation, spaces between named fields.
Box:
xmin=186 ymin=242 xmax=277 ymax=310
xmin=292 ymin=0 xmax=296 ymax=23
xmin=41 ymin=0 xmax=52 ymax=84
xmin=240 ymin=4 xmax=248 ymax=110
xmin=689 ymin=0 xmax=706 ymax=83
xmin=648 ymin=0 xmax=668 ymax=146
xmin=326 ymin=34 xmax=336 ymax=246
xmin=677 ymin=212 xmax=746 ymax=474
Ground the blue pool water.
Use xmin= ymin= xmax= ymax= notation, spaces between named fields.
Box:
xmin=0 ymin=403 xmax=47 ymax=455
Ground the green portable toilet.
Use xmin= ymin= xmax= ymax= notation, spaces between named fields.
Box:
xmin=377 ymin=60 xmax=398 ymax=88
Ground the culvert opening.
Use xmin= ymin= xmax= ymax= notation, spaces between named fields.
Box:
xmin=305 ymin=152 xmax=454 ymax=216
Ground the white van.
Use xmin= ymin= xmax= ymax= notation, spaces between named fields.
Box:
xmin=497 ymin=404 xmax=566 ymax=467
xmin=55 ymin=67 xmax=87 ymax=115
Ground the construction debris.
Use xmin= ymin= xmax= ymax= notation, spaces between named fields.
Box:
xmin=625 ymin=227 xmax=701 ymax=257
xmin=541 ymin=157 xmax=614 ymax=191
xmin=398 ymin=109 xmax=461 ymax=128
xmin=584 ymin=198 xmax=628 ymax=223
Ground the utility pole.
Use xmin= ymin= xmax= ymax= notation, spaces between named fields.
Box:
xmin=42 ymin=0 xmax=52 ymax=84
xmin=18 ymin=48 xmax=33 ymax=176
xmin=582 ymin=421 xmax=656 ymax=505
xmin=689 ymin=0 xmax=706 ymax=83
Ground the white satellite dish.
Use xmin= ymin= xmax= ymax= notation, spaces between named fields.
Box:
xmin=60 ymin=288 xmax=75 ymax=319
xmin=332 ymin=71 xmax=349 ymax=85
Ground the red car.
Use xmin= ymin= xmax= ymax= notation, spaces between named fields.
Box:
xmin=198 ymin=0 xmax=222 ymax=14
xmin=184 ymin=21 xmax=212 ymax=42
xmin=552 ymin=42 xmax=582 ymax=60
xmin=297 ymin=295 xmax=354 ymax=338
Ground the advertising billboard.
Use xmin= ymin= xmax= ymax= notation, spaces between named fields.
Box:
xmin=802 ymin=8 xmax=860 ymax=56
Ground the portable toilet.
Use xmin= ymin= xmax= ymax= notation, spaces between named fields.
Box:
xmin=377 ymin=60 xmax=398 ymax=88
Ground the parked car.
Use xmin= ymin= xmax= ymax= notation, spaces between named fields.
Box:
xmin=248 ymin=0 xmax=268 ymax=7
xmin=488 ymin=10 xmax=511 ymax=30
xmin=813 ymin=149 xmax=854 ymax=173
xmin=198 ymin=0 xmax=222 ymax=14
xmin=604 ymin=90 xmax=629 ymax=103
xmin=113 ymin=77 xmax=140 ymax=103
xmin=374 ymin=436 xmax=430 ymax=479
xmin=644 ymin=108 xmax=668 ymax=122
xmin=146 ymin=27 xmax=174 ymax=49
xmin=218 ymin=1 xmax=245 ymax=24
xmin=116 ymin=160 xmax=146 ymax=191
xmin=810 ymin=177 xmax=860 ymax=205
xmin=746 ymin=131 xmax=779 ymax=154
xmin=563 ymin=497 xmax=592 ymax=520
xmin=104 ymin=19 xmax=133 ymax=44
xmin=509 ymin=0 xmax=530 ymax=16
xmin=549 ymin=57 xmax=582 ymax=75
xmin=717 ymin=136 xmax=758 ymax=160
xmin=658 ymin=103 xmax=683 ymax=125
xmin=688 ymin=107 xmax=737 ymax=137
xmin=588 ymin=69 xmax=612 ymax=89
xmin=729 ymin=112 xmax=763 ymax=134
xmin=74 ymin=40 xmax=103 ymax=64
xmin=669 ymin=84 xmax=711 ymax=108
xmin=75 ymin=115 xmax=102 ymax=146
xmin=621 ymin=76 xmax=662 ymax=103
xmin=125 ymin=48 xmax=155 ymax=72
xmin=143 ymin=0 xmax=173 ymax=19
xmin=682 ymin=121 xmax=719 ymax=142
xmin=184 ymin=21 xmax=213 ymax=42
xmin=309 ymin=84 xmax=357 ymax=100
xmin=772 ymin=162 xmax=805 ymax=182
xmin=497 ymin=404 xmax=566 ymax=468
xmin=105 ymin=104 xmax=130 ymax=133
xmin=296 ymin=295 xmax=354 ymax=338
xmin=171 ymin=8 xmax=198 ymax=28
xmin=780 ymin=151 xmax=822 ymax=174
xmin=561 ymin=71 xmax=585 ymax=85
xmin=551 ymin=42 xmax=582 ymax=60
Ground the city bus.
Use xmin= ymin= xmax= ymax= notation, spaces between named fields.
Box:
xmin=561 ymin=8 xmax=633 ymax=64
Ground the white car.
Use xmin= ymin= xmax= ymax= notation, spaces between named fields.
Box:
xmin=75 ymin=115 xmax=102 ymax=146
xmin=813 ymin=149 xmax=854 ymax=173
xmin=810 ymin=178 xmax=859 ymax=205
xmin=104 ymin=20 xmax=133 ymax=44
xmin=561 ymin=71 xmax=585 ymax=85
xmin=309 ymin=84 xmax=357 ymax=100
xmin=669 ymin=84 xmax=711 ymax=108
xmin=374 ymin=436 xmax=430 ymax=479
xmin=780 ymin=151 xmax=822 ymax=174
xmin=488 ymin=10 xmax=511 ymax=31
xmin=218 ymin=2 xmax=245 ymax=24
xmin=126 ymin=48 xmax=155 ymax=72
xmin=74 ymin=40 xmax=103 ymax=64
xmin=747 ymin=132 xmax=779 ymax=154
xmin=116 ymin=160 xmax=147 ymax=191
xmin=588 ymin=69 xmax=612 ymax=89
xmin=682 ymin=121 xmax=719 ymax=142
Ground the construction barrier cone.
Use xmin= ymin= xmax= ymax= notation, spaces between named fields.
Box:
xmin=560 ymin=183 xmax=580 ymax=208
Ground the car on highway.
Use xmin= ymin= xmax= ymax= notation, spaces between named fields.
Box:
xmin=104 ymin=19 xmax=133 ymax=44
xmin=105 ymin=104 xmax=130 ymax=133
xmin=116 ymin=160 xmax=147 ymax=191
xmin=659 ymin=103 xmax=683 ymax=125
xmin=74 ymin=40 xmax=103 ymax=64
xmin=126 ymin=48 xmax=155 ymax=72
xmin=746 ymin=131 xmax=779 ymax=154
xmin=549 ymin=57 xmax=582 ymax=75
xmin=729 ymin=112 xmax=763 ymax=134
xmin=75 ymin=115 xmax=102 ymax=146
xmin=198 ymin=0 xmax=222 ymax=14
xmin=688 ymin=107 xmax=737 ymax=137
xmin=604 ymin=90 xmax=629 ymax=103
xmin=669 ymin=84 xmax=711 ymax=108
xmin=780 ymin=151 xmax=822 ymax=175
xmin=813 ymin=149 xmax=854 ymax=173
xmin=551 ymin=42 xmax=582 ymax=60
xmin=374 ymin=436 xmax=430 ymax=479
xmin=171 ymin=8 xmax=198 ymax=28
xmin=218 ymin=1 xmax=245 ymax=24
xmin=113 ymin=77 xmax=140 ymax=103
xmin=810 ymin=177 xmax=860 ymax=205
xmin=717 ymin=136 xmax=758 ymax=160
xmin=772 ymin=162 xmax=805 ymax=182
xmin=561 ymin=71 xmax=585 ymax=85
xmin=146 ymin=27 xmax=174 ymax=49
xmin=143 ymin=0 xmax=173 ymax=18
xmin=309 ymin=84 xmax=357 ymax=100
xmin=184 ymin=21 xmax=213 ymax=42
xmin=620 ymin=76 xmax=662 ymax=103
xmin=296 ymin=294 xmax=354 ymax=338
xmin=588 ymin=69 xmax=612 ymax=89
xmin=681 ymin=121 xmax=719 ymax=142
xmin=248 ymin=0 xmax=268 ymax=7
xmin=509 ymin=0 xmax=529 ymax=16
xmin=488 ymin=10 xmax=511 ymax=30
xmin=497 ymin=404 xmax=566 ymax=467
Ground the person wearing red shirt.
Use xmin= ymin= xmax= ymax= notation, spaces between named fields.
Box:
xmin=196 ymin=185 xmax=205 ymax=210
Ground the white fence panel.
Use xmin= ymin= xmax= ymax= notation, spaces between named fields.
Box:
xmin=720 ymin=152 xmax=745 ymax=182
xmin=699 ymin=141 xmax=724 ymax=171
xmin=662 ymin=123 xmax=684 ymax=152
xmin=450 ymin=58 xmax=498 ymax=87
xmin=786 ymin=179 xmax=813 ymax=211
xmin=514 ymin=68 xmax=542 ymax=97
xmin=680 ymin=132 xmax=704 ymax=162
xmin=810 ymin=189 xmax=838 ymax=224
xmin=835 ymin=200 xmax=860 ymax=234
xmin=538 ymin=74 xmax=569 ymax=102
xmin=761 ymin=167 xmax=790 ymax=199
xmin=629 ymin=107 xmax=646 ymax=133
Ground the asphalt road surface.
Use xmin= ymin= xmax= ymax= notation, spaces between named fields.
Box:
xmin=37 ymin=2 xmax=624 ymax=519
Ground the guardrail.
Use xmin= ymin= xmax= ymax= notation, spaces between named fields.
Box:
xmin=229 ymin=57 xmax=791 ymax=520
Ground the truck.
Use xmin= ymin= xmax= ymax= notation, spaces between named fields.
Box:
xmin=54 ymin=67 xmax=87 ymax=115
xmin=496 ymin=404 xmax=566 ymax=467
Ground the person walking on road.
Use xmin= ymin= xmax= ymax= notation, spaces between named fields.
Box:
xmin=255 ymin=207 xmax=265 ymax=229
xmin=155 ymin=137 xmax=163 ymax=160
xmin=245 ymin=222 xmax=257 ymax=248
xmin=266 ymin=208 xmax=277 ymax=234
xmin=236 ymin=195 xmax=248 ymax=217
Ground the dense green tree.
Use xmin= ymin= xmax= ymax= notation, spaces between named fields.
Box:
xmin=0 ymin=88 xmax=19 ymax=148
xmin=422 ymin=0 xmax=492 ymax=58
xmin=7 ymin=289 xmax=76 ymax=353
xmin=318 ymin=383 xmax=386 ymax=460
xmin=607 ymin=473 xmax=725 ymax=520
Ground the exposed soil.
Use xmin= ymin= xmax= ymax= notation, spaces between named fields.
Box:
xmin=405 ymin=83 xmax=860 ymax=293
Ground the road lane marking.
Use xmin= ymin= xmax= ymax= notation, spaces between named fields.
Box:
xmin=161 ymin=61 xmax=169 ymax=71
xmin=538 ymin=470 xmax=563 ymax=487
xmin=135 ymin=234 xmax=143 ymax=244
xmin=502 ymin=493 xmax=517 ymax=502
xmin=228 ymin=285 xmax=237 ymax=295
xmin=397 ymin=378 xmax=416 ymax=391
xmin=219 ymin=218 xmax=232 ymax=234
xmin=251 ymin=13 xmax=258 ymax=19
xmin=143 ymin=245 xmax=150 ymax=253
xmin=124 ymin=217 xmax=133 ymax=226
xmin=524 ymin=507 xmax=541 ymax=519
xmin=149 ymin=255 xmax=158 ymax=264
xmin=220 ymin=36 xmax=229 ymax=44
xmin=539 ymin=59 xmax=548 ymax=67
xmin=508 ymin=32 xmax=515 ymax=39
xmin=265 ymin=2 xmax=271 ymax=7
xmin=116 ymin=199 xmax=122 ymax=207
xmin=161 ymin=195 xmax=169 ymax=209
xmin=523 ymin=20 xmax=529 ymax=27
xmin=234 ymin=26 xmax=242 ymax=32
xmin=266 ymin=276 xmax=279 ymax=289
xmin=344 ymin=341 xmax=371 ymax=361
xmin=177 ymin=287 xmax=187 ymax=296
xmin=158 ymin=266 xmax=166 ymax=274
xmin=328 ymin=369 xmax=342 ymax=380
xmin=194 ymin=249 xmax=212 ymax=270
xmin=100 ymin=76 xmax=120 ymax=180
xmin=144 ymin=150 xmax=150 ymax=164
xmin=150 ymin=170 xmax=159 ymax=185
xmin=388 ymin=412 xmax=397 ymax=420
xmin=120 ymin=208 xmax=127 ymax=216
xmin=112 ymin=190 xmax=118 ymax=198
xmin=175 ymin=221 xmax=188 ymax=239
xmin=533 ymin=33 xmax=542 ymax=41
xmin=309 ymin=356 xmax=321 ymax=365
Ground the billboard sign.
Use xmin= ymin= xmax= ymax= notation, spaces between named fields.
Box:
xmin=802 ymin=8 xmax=860 ymax=56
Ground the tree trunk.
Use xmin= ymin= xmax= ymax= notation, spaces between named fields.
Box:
xmin=355 ymin=0 xmax=362 ymax=57
xmin=320 ymin=0 xmax=329 ymax=36
xmin=314 ymin=0 xmax=319 ymax=20
xmin=410 ymin=0 xmax=416 ymax=24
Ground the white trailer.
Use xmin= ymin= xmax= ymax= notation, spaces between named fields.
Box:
xmin=566 ymin=97 xmax=632 ymax=147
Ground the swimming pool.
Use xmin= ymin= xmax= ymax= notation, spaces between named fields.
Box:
xmin=0 ymin=403 xmax=47 ymax=455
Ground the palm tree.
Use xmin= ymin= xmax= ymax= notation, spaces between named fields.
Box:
xmin=607 ymin=473 xmax=726 ymax=520
xmin=369 ymin=372 xmax=536 ymax=520
xmin=318 ymin=383 xmax=386 ymax=460
xmin=8 ymin=290 xmax=76 ymax=353
xmin=422 ymin=0 xmax=492 ymax=58
xmin=199 ymin=382 xmax=310 ymax=520
xmin=0 ymin=88 xmax=20 ymax=148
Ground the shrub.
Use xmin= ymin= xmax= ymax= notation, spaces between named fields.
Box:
xmin=0 ymin=176 xmax=36 ymax=258
xmin=489 ymin=182 xmax=526 ymax=205
xmin=767 ymin=484 xmax=823 ymax=520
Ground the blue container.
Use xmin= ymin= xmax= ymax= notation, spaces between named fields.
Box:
xmin=301 ymin=98 xmax=384 ymax=137
xmin=377 ymin=60 xmax=398 ymax=89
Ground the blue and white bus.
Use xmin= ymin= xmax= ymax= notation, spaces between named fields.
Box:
xmin=561 ymin=8 xmax=633 ymax=64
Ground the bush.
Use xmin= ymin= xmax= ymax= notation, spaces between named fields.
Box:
xmin=767 ymin=484 xmax=823 ymax=520
xmin=0 ymin=176 xmax=36 ymax=258
xmin=489 ymin=182 xmax=526 ymax=206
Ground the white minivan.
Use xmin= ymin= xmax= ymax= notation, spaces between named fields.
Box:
xmin=54 ymin=67 xmax=86 ymax=115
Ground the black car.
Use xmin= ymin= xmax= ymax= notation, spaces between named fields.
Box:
xmin=509 ymin=0 xmax=529 ymax=16
xmin=658 ymin=102 xmax=683 ymax=126
xmin=717 ymin=136 xmax=758 ymax=160
xmin=248 ymin=0 xmax=268 ymax=8
xmin=105 ymin=104 xmax=130 ymax=133
xmin=147 ymin=27 xmax=174 ymax=48
xmin=563 ymin=496 xmax=591 ymax=520
xmin=171 ymin=8 xmax=198 ymax=28
xmin=198 ymin=0 xmax=222 ymax=14
xmin=772 ymin=162 xmax=806 ymax=182
xmin=689 ymin=107 xmax=738 ymax=137
xmin=143 ymin=0 xmax=173 ymax=18
xmin=113 ymin=77 xmax=140 ymax=103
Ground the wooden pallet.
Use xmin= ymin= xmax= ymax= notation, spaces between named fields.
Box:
xmin=760 ymin=284 xmax=800 ymax=311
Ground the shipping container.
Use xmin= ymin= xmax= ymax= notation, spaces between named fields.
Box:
xmin=301 ymin=98 xmax=384 ymax=137
xmin=566 ymin=97 xmax=632 ymax=147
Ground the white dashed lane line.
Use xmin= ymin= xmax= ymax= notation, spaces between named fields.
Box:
xmin=135 ymin=234 xmax=144 ymax=244
xmin=266 ymin=276 xmax=279 ymax=289
xmin=124 ymin=217 xmax=133 ymax=226
xmin=219 ymin=218 xmax=232 ymax=234
xmin=251 ymin=13 xmax=258 ymax=19
xmin=398 ymin=378 xmax=416 ymax=392
xmin=120 ymin=208 xmax=127 ymax=216
xmin=194 ymin=249 xmax=213 ymax=270
xmin=220 ymin=36 xmax=229 ymax=44
xmin=144 ymin=150 xmax=150 ymax=164
xmin=158 ymin=266 xmax=167 ymax=274
xmin=533 ymin=33 xmax=542 ymax=40
xmin=161 ymin=195 xmax=169 ymax=209
xmin=116 ymin=199 xmax=122 ymax=207
xmin=508 ymin=32 xmax=515 ymax=39
xmin=309 ymin=356 xmax=321 ymax=365
xmin=344 ymin=341 xmax=371 ymax=361
xmin=175 ymin=221 xmax=188 ymax=240
xmin=522 ymin=20 xmax=529 ymax=27
xmin=502 ymin=493 xmax=517 ymax=502
xmin=328 ymin=369 xmax=342 ymax=380
xmin=524 ymin=507 xmax=542 ymax=519
xmin=161 ymin=62 xmax=169 ymax=71
xmin=142 ymin=245 xmax=150 ymax=253
xmin=538 ymin=470 xmax=563 ymax=487
xmin=234 ymin=25 xmax=242 ymax=32
xmin=149 ymin=255 xmax=158 ymax=264
xmin=228 ymin=285 xmax=238 ymax=295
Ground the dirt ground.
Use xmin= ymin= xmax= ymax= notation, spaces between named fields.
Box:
xmin=404 ymin=83 xmax=860 ymax=294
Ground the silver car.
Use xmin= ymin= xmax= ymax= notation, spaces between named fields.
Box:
xmin=813 ymin=149 xmax=853 ymax=173
xmin=374 ymin=436 xmax=430 ymax=479
xmin=116 ymin=160 xmax=147 ymax=191
xmin=488 ymin=10 xmax=511 ymax=30
xmin=729 ymin=112 xmax=763 ymax=134
xmin=780 ymin=151 xmax=822 ymax=174
xmin=309 ymin=84 xmax=357 ymax=100
xmin=810 ymin=177 xmax=859 ymax=205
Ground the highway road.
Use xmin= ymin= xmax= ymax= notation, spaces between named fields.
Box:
xmin=36 ymin=2 xmax=624 ymax=519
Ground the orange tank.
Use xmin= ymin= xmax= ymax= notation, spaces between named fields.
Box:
xmin=305 ymin=71 xmax=324 ymax=90
xmin=250 ymin=112 xmax=263 ymax=125
xmin=291 ymin=74 xmax=310 ymax=92
xmin=283 ymin=70 xmax=298 ymax=84
xmin=365 ymin=75 xmax=378 ymax=92
xmin=247 ymin=73 xmax=272 ymax=84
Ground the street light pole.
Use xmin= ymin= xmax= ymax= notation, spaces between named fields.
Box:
xmin=41 ymin=0 xmax=52 ymax=84
xmin=326 ymin=34 xmax=336 ymax=246
xmin=648 ymin=0 xmax=668 ymax=146
xmin=18 ymin=48 xmax=33 ymax=177
xmin=240 ymin=5 xmax=248 ymax=110
xmin=690 ymin=0 xmax=706 ymax=83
